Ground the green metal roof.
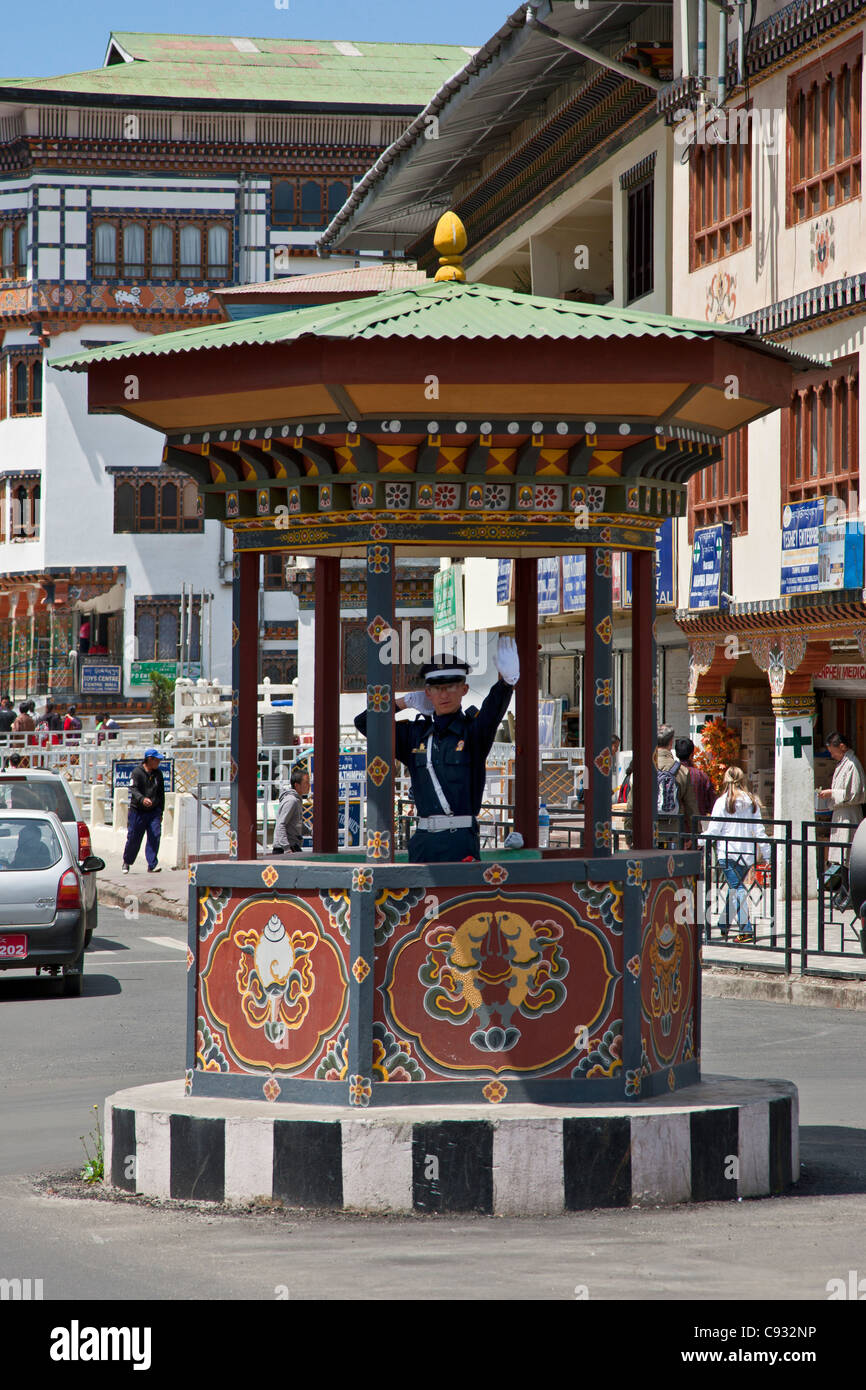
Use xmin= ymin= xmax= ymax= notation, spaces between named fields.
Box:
xmin=1 ymin=33 xmax=476 ymax=106
xmin=53 ymin=280 xmax=769 ymax=373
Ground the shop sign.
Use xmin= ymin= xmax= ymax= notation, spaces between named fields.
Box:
xmin=814 ymin=663 xmax=866 ymax=682
xmin=781 ymin=498 xmax=826 ymax=595
xmin=112 ymin=758 xmax=175 ymax=793
xmin=623 ymin=519 xmax=676 ymax=609
xmin=496 ymin=559 xmax=513 ymax=604
xmin=80 ymin=664 xmax=121 ymax=695
xmin=433 ymin=566 xmax=462 ymax=634
xmin=561 ymin=552 xmax=586 ymax=613
xmin=537 ymin=557 xmax=561 ymax=616
xmin=130 ymin=660 xmax=200 ymax=685
xmin=818 ymin=519 xmax=864 ymax=591
xmin=688 ymin=522 xmax=732 ymax=610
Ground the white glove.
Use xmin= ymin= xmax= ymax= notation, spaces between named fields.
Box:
xmin=401 ymin=691 xmax=435 ymax=715
xmin=495 ymin=635 xmax=520 ymax=686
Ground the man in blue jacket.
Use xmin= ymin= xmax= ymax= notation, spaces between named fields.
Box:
xmin=122 ymin=748 xmax=166 ymax=873
xmin=354 ymin=636 xmax=519 ymax=863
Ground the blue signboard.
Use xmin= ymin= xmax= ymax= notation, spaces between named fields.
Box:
xmin=537 ymin=557 xmax=561 ymax=615
xmin=112 ymin=758 xmax=175 ymax=793
xmin=80 ymin=664 xmax=122 ymax=694
xmin=623 ymin=519 xmax=676 ymax=608
xmin=496 ymin=559 xmax=513 ymax=604
xmin=561 ymin=552 xmax=587 ymax=613
xmin=781 ymin=498 xmax=825 ymax=595
xmin=688 ymin=522 xmax=732 ymax=610
xmin=818 ymin=519 xmax=864 ymax=591
xmin=298 ymin=752 xmax=365 ymax=849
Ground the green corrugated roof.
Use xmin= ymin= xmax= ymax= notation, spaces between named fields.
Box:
xmin=53 ymin=281 xmax=754 ymax=373
xmin=1 ymin=33 xmax=476 ymax=106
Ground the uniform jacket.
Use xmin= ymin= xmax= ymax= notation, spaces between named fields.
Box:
xmin=273 ymin=785 xmax=305 ymax=852
xmin=355 ymin=678 xmax=514 ymax=819
xmin=128 ymin=764 xmax=165 ymax=815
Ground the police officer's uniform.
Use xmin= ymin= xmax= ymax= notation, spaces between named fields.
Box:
xmin=355 ymin=656 xmax=515 ymax=863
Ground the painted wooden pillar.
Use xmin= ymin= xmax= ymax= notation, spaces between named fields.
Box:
xmin=631 ymin=548 xmax=657 ymax=850
xmin=313 ymin=557 xmax=340 ymax=853
xmin=231 ymin=550 xmax=259 ymax=860
xmin=515 ymin=557 xmax=539 ymax=848
xmin=364 ymin=542 xmax=395 ymax=862
xmin=583 ymin=547 xmax=614 ymax=854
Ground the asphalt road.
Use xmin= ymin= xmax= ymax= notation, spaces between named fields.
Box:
xmin=2 ymin=906 xmax=866 ymax=1304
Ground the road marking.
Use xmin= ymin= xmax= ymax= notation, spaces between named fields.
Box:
xmin=142 ymin=936 xmax=187 ymax=952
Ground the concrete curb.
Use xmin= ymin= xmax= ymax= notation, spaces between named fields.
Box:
xmin=98 ymin=880 xmax=187 ymax=923
xmin=703 ymin=965 xmax=866 ymax=1010
xmin=105 ymin=1075 xmax=798 ymax=1213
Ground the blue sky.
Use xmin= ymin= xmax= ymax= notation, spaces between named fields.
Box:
xmin=3 ymin=1 xmax=517 ymax=78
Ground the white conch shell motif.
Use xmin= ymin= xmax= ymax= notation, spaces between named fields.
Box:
xmin=254 ymin=913 xmax=295 ymax=991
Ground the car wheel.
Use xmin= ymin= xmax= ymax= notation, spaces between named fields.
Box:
xmin=61 ymin=954 xmax=84 ymax=998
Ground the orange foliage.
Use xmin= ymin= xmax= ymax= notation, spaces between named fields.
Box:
xmin=694 ymin=719 xmax=741 ymax=794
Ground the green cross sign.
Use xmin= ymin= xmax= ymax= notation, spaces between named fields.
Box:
xmin=776 ymin=725 xmax=810 ymax=759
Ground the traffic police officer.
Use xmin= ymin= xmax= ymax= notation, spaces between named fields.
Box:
xmin=354 ymin=635 xmax=520 ymax=863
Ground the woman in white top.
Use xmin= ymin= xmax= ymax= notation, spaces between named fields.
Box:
xmin=702 ymin=767 xmax=771 ymax=941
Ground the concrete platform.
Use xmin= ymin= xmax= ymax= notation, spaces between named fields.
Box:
xmin=105 ymin=1075 xmax=798 ymax=1214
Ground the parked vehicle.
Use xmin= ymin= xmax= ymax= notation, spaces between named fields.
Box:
xmin=0 ymin=810 xmax=104 ymax=996
xmin=0 ymin=771 xmax=99 ymax=945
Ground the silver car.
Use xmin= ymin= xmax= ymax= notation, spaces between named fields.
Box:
xmin=0 ymin=810 xmax=104 ymax=997
xmin=0 ymin=770 xmax=99 ymax=946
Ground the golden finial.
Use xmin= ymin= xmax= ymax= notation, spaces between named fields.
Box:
xmin=433 ymin=211 xmax=467 ymax=283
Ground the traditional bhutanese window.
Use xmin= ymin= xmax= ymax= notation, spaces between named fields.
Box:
xmin=340 ymin=618 xmax=434 ymax=693
xmin=135 ymin=599 xmax=200 ymax=664
xmin=300 ymin=181 xmax=323 ymax=226
xmin=788 ymin=35 xmax=862 ymax=225
xmin=207 ymin=224 xmax=230 ymax=278
xmin=4 ymin=477 xmax=40 ymax=540
xmin=782 ymin=358 xmax=859 ymax=507
xmin=93 ymin=222 xmax=118 ymax=277
xmin=690 ymin=130 xmax=752 ymax=269
xmin=272 ymin=179 xmax=295 ymax=226
xmin=626 ymin=178 xmax=654 ymax=303
xmin=264 ymin=553 xmax=288 ymax=590
xmin=688 ymin=428 xmax=749 ymax=537
xmin=179 ymin=225 xmax=202 ymax=278
xmin=123 ymin=224 xmax=146 ymax=278
xmin=113 ymin=474 xmax=203 ymax=533
xmin=151 ymin=223 xmax=173 ymax=278
xmin=8 ymin=355 xmax=42 ymax=417
xmin=0 ymin=221 xmax=27 ymax=279
xmin=262 ymin=653 xmax=298 ymax=685
xmin=327 ymin=182 xmax=351 ymax=217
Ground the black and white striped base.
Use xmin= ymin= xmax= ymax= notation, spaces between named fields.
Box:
xmin=105 ymin=1076 xmax=798 ymax=1214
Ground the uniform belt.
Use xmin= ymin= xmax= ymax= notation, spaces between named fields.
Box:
xmin=416 ymin=815 xmax=476 ymax=832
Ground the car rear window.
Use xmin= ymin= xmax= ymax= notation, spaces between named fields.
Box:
xmin=0 ymin=818 xmax=63 ymax=871
xmin=0 ymin=778 xmax=74 ymax=821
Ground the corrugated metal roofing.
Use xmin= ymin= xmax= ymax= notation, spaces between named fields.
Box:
xmin=1 ymin=34 xmax=476 ymax=106
xmin=53 ymin=280 xmax=764 ymax=374
xmin=218 ymin=266 xmax=429 ymax=296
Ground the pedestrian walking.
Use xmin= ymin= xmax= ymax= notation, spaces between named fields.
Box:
xmin=675 ymin=736 xmax=716 ymax=818
xmin=36 ymin=701 xmax=63 ymax=748
xmin=96 ymin=712 xmax=119 ymax=745
xmin=122 ymin=748 xmax=166 ymax=873
xmin=271 ymin=765 xmax=310 ymax=854
xmin=63 ymin=704 xmax=82 ymax=742
xmin=0 ymin=695 xmax=15 ymax=735
xmin=354 ymin=636 xmax=518 ymax=863
xmin=702 ymin=767 xmax=771 ymax=942
xmin=12 ymin=701 xmax=35 ymax=745
xmin=626 ymin=724 xmax=698 ymax=847
xmin=818 ymin=732 xmax=866 ymax=910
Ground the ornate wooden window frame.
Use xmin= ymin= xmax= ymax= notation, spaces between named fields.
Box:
xmin=689 ymin=124 xmax=752 ymax=270
xmin=787 ymin=34 xmax=862 ymax=227
xmin=688 ymin=427 xmax=749 ymax=537
xmin=270 ymin=177 xmax=353 ymax=229
xmin=780 ymin=356 xmax=859 ymax=507
xmin=91 ymin=216 xmax=234 ymax=281
xmin=113 ymin=472 xmax=202 ymax=533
